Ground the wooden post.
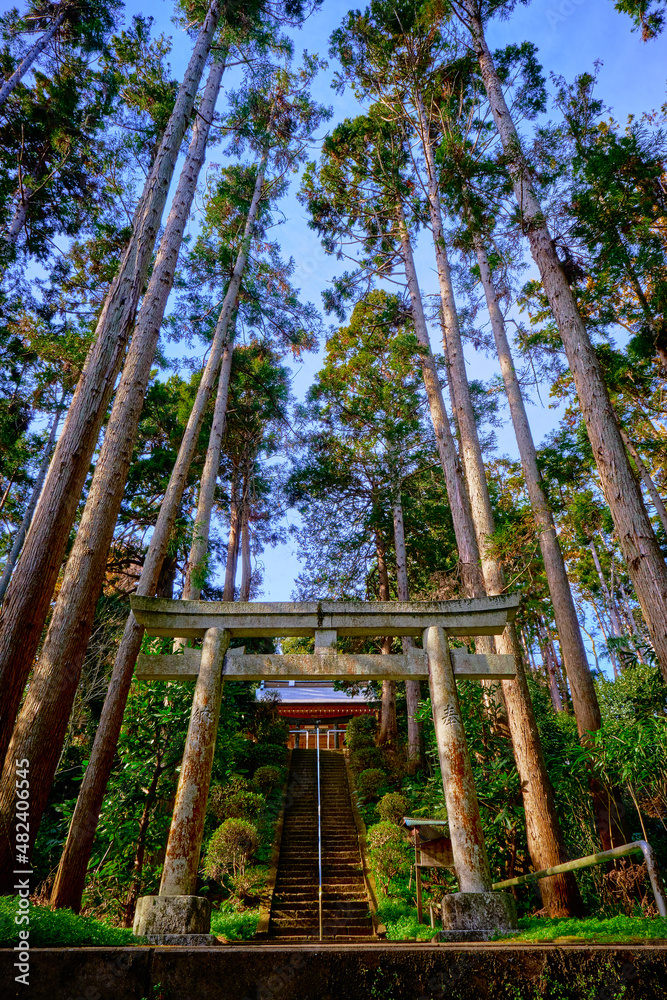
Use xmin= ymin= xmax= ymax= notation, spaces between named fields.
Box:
xmin=160 ymin=627 xmax=230 ymax=895
xmin=424 ymin=626 xmax=491 ymax=893
xmin=415 ymin=842 xmax=423 ymax=924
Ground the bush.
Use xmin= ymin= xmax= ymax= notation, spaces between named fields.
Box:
xmin=204 ymin=819 xmax=259 ymax=881
xmin=367 ymin=822 xmax=412 ymax=894
xmin=209 ymin=783 xmax=265 ymax=824
xmin=345 ymin=715 xmax=378 ymax=751
xmin=377 ymin=792 xmax=409 ymax=825
xmin=356 ymin=768 xmax=386 ymax=801
xmin=0 ymin=897 xmax=138 ymax=947
xmin=252 ymin=765 xmax=283 ymax=798
xmin=380 ymin=745 xmax=408 ymax=783
xmin=349 ymin=745 xmax=383 ymax=773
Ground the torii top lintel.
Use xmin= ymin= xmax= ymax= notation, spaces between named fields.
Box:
xmin=130 ymin=593 xmax=520 ymax=640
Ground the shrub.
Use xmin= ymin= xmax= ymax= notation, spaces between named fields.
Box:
xmin=380 ymin=746 xmax=408 ymax=783
xmin=204 ymin=819 xmax=259 ymax=881
xmin=228 ymin=868 xmax=266 ymax=907
xmin=356 ymin=768 xmax=386 ymax=802
xmin=252 ymin=765 xmax=283 ymax=798
xmin=209 ymin=783 xmax=265 ymax=824
xmin=345 ymin=715 xmax=378 ymax=751
xmin=377 ymin=792 xmax=409 ymax=825
xmin=349 ymin=745 xmax=383 ymax=773
xmin=368 ymin=822 xmax=412 ymax=894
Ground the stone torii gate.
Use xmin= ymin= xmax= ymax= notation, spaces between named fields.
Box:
xmin=130 ymin=594 xmax=520 ymax=942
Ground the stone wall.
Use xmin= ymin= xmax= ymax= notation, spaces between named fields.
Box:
xmin=1 ymin=943 xmax=667 ymax=999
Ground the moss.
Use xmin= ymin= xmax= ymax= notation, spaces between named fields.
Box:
xmin=0 ymin=896 xmax=139 ymax=946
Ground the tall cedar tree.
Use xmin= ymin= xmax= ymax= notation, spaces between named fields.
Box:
xmin=50 ymin=52 xmax=325 ymax=911
xmin=448 ymin=0 xmax=667 ymax=685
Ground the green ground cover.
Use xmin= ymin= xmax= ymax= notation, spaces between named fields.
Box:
xmin=498 ymin=914 xmax=667 ymax=944
xmin=376 ymin=899 xmax=439 ymax=941
xmin=210 ymin=906 xmax=260 ymax=940
xmin=0 ymin=897 xmax=139 ymax=947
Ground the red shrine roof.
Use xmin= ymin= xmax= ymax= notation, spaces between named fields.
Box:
xmin=257 ymin=683 xmax=376 ymax=718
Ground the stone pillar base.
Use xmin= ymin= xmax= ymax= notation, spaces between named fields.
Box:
xmin=144 ymin=933 xmax=217 ymax=946
xmin=133 ymin=895 xmax=212 ymax=940
xmin=439 ymin=891 xmax=517 ymax=941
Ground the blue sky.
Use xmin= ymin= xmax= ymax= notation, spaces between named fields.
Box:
xmin=124 ymin=0 xmax=666 ymax=603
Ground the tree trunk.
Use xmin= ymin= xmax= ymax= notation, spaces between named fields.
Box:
xmin=395 ymin=202 xmax=486 ymax=601
xmin=463 ymin=0 xmax=667 ymax=685
xmin=376 ymin=527 xmax=397 ymax=746
xmin=392 ymin=493 xmax=421 ymax=768
xmin=539 ymin=624 xmax=565 ymax=714
xmin=0 ymin=0 xmax=223 ymax=771
xmin=475 ymin=240 xmax=603 ymax=737
xmin=409 ymin=127 xmax=581 ymax=913
xmin=5 ymin=188 xmax=31 ymax=244
xmin=240 ymin=475 xmax=252 ymax=602
xmin=0 ymin=400 xmax=62 ymax=602
xmin=619 ymin=427 xmax=667 ymax=536
xmin=0 ymin=11 xmax=66 ymax=111
xmin=0 ymin=55 xmax=226 ymax=892
xmin=223 ymin=471 xmax=241 ymax=602
xmin=182 ymin=154 xmax=267 ymax=600
xmin=49 ymin=252 xmax=239 ymax=920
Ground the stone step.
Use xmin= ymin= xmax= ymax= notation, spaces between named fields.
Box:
xmin=271 ymin=924 xmax=375 ymax=936
xmin=271 ymin=915 xmax=372 ymax=927
xmin=271 ymin=902 xmax=370 ymax=914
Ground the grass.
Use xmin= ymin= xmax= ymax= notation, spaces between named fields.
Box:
xmin=376 ymin=897 xmax=667 ymax=944
xmin=210 ymin=905 xmax=259 ymax=940
xmin=0 ymin=896 xmax=139 ymax=947
xmin=376 ymin=898 xmax=439 ymax=941
xmin=496 ymin=914 xmax=667 ymax=944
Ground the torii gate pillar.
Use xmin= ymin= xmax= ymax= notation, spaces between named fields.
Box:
xmin=134 ymin=627 xmax=229 ymax=943
xmin=425 ymin=626 xmax=516 ymax=939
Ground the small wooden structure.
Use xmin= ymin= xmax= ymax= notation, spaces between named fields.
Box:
xmin=403 ymin=818 xmax=454 ymax=924
xmin=130 ymin=595 xmax=519 ymax=941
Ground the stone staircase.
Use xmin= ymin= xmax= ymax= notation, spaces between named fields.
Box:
xmin=268 ymin=749 xmax=376 ymax=940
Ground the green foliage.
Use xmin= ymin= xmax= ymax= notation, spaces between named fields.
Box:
xmin=209 ymin=784 xmax=265 ymax=824
xmin=204 ymin=819 xmax=260 ymax=881
xmin=356 ymin=767 xmax=387 ymax=801
xmin=252 ymin=765 xmax=283 ymax=797
xmin=0 ymin=897 xmax=138 ymax=947
xmin=375 ymin=898 xmax=438 ymax=941
xmin=367 ymin=821 xmax=412 ymax=894
xmin=345 ymin=714 xmax=378 ymax=750
xmin=377 ymin=792 xmax=409 ymax=825
xmin=350 ymin=746 xmax=384 ymax=774
xmin=499 ymin=914 xmax=667 ymax=943
xmin=210 ymin=905 xmax=260 ymax=940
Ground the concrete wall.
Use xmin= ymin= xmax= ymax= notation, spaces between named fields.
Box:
xmin=2 ymin=943 xmax=667 ymax=999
